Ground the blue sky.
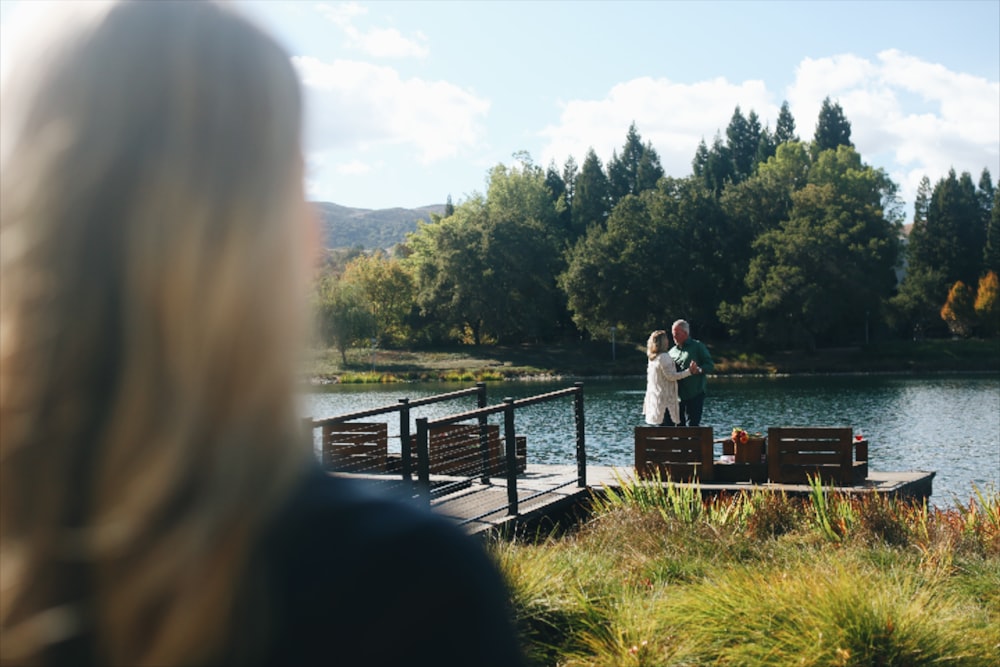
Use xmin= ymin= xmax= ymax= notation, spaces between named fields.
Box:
xmin=3 ymin=1 xmax=998 ymax=219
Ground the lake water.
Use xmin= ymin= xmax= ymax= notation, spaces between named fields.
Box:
xmin=303 ymin=374 xmax=1000 ymax=506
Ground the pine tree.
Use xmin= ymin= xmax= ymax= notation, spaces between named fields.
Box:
xmin=985 ymin=181 xmax=1000 ymax=274
xmin=726 ymin=106 xmax=756 ymax=183
xmin=607 ymin=123 xmax=662 ymax=206
xmin=571 ymin=148 xmax=610 ymax=236
xmin=812 ymin=97 xmax=853 ymax=155
xmin=775 ymin=100 xmax=798 ymax=145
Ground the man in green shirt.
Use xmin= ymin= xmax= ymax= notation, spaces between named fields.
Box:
xmin=664 ymin=319 xmax=715 ymax=426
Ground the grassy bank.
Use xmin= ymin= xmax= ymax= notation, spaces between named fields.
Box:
xmin=307 ymin=338 xmax=1000 ymax=383
xmin=493 ymin=478 xmax=999 ymax=666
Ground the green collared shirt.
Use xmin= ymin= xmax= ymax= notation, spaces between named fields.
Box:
xmin=669 ymin=338 xmax=714 ymax=400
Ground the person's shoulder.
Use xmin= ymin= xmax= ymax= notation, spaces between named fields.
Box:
xmin=259 ymin=465 xmax=526 ymax=667
xmin=275 ymin=465 xmax=460 ymax=548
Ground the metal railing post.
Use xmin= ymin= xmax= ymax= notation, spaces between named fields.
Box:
xmin=476 ymin=381 xmax=491 ymax=484
xmin=503 ymin=398 xmax=519 ymax=515
xmin=398 ymin=398 xmax=411 ymax=483
xmin=415 ymin=417 xmax=431 ymax=506
xmin=574 ymin=382 xmax=586 ymax=487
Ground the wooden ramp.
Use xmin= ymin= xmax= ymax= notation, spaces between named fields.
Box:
xmin=428 ymin=465 xmax=936 ymax=535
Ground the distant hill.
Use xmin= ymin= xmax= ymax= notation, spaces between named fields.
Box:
xmin=313 ymin=202 xmax=445 ymax=250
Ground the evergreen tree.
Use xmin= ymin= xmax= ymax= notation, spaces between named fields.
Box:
xmin=544 ymin=159 xmax=571 ymax=233
xmin=692 ymin=138 xmax=710 ymax=185
xmin=985 ymin=180 xmax=1000 ymax=274
xmin=977 ymin=169 xmax=996 ymax=271
xmin=812 ymin=97 xmax=853 ymax=156
xmin=704 ymin=132 xmax=734 ymax=196
xmin=890 ymin=176 xmax=945 ymax=337
xmin=444 ymin=194 xmax=455 ymax=217
xmin=774 ymin=100 xmax=798 ymax=145
xmin=755 ymin=124 xmax=777 ymax=166
xmin=726 ymin=106 xmax=757 ymax=183
xmin=571 ymin=148 xmax=610 ymax=236
xmin=927 ymin=169 xmax=982 ymax=287
xmin=562 ymin=155 xmax=578 ymax=210
xmin=607 ymin=123 xmax=663 ymax=206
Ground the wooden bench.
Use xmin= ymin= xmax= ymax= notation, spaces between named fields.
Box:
xmin=635 ymin=426 xmax=714 ymax=482
xmin=766 ymin=427 xmax=868 ymax=485
xmin=321 ymin=422 xmax=388 ymax=473
xmin=428 ymin=425 xmax=527 ymax=476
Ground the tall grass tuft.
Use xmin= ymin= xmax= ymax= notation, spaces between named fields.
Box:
xmin=494 ymin=481 xmax=1000 ymax=666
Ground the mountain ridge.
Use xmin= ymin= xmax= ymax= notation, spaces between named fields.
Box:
xmin=313 ymin=201 xmax=445 ymax=250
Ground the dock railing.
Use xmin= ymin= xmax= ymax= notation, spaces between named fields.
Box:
xmin=308 ymin=383 xmax=487 ymax=494
xmin=415 ymin=382 xmax=586 ymax=523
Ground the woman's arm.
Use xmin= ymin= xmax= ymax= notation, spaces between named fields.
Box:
xmin=658 ymin=354 xmax=692 ymax=380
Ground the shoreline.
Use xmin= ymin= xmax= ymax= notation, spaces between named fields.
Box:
xmin=305 ymin=338 xmax=1000 ymax=384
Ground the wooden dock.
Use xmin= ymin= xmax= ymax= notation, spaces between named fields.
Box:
xmin=426 ymin=464 xmax=936 ymax=535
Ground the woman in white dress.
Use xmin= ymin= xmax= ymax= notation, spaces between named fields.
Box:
xmin=642 ymin=329 xmax=700 ymax=426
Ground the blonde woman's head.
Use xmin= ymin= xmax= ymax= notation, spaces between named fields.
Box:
xmin=2 ymin=2 xmax=310 ymax=664
xmin=646 ymin=330 xmax=671 ymax=361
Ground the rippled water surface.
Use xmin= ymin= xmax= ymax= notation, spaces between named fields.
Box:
xmin=304 ymin=374 xmax=1000 ymax=505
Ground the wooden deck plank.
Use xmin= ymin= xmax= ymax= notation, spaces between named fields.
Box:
xmin=426 ymin=465 xmax=936 ymax=534
xmin=333 ymin=464 xmax=935 ymax=535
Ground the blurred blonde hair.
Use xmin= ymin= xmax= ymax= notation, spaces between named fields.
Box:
xmin=646 ymin=330 xmax=670 ymax=361
xmin=1 ymin=2 xmax=310 ymax=664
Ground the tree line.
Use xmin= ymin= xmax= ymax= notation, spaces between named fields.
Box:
xmin=315 ymin=97 xmax=999 ymax=358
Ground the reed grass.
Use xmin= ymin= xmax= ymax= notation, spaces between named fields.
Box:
xmin=493 ymin=479 xmax=1000 ymax=666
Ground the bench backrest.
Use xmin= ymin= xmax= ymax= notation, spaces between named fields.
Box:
xmin=322 ymin=421 xmax=388 ymax=473
xmin=428 ymin=424 xmax=503 ymax=475
xmin=635 ymin=426 xmax=714 ymax=482
xmin=766 ymin=427 xmax=863 ymax=485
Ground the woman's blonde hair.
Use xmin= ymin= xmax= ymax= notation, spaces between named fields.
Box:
xmin=1 ymin=2 xmax=310 ymax=664
xmin=646 ymin=330 xmax=670 ymax=361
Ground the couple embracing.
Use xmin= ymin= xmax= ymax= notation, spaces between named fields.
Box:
xmin=642 ymin=319 xmax=715 ymax=427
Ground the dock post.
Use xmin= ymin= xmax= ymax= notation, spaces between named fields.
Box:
xmin=574 ymin=382 xmax=586 ymax=487
xmin=503 ymin=398 xmax=519 ymax=516
xmin=415 ymin=417 xmax=431 ymax=506
xmin=476 ymin=382 xmax=492 ymax=484
xmin=399 ymin=398 xmax=411 ymax=485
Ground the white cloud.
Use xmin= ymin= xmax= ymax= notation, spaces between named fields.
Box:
xmin=788 ymin=50 xmax=999 ymax=214
xmin=539 ymin=76 xmax=776 ymax=177
xmin=293 ymin=56 xmax=490 ymax=164
xmin=335 ymin=159 xmax=373 ymax=174
xmin=315 ymin=1 xmax=427 ymax=59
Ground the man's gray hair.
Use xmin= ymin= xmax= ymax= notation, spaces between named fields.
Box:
xmin=672 ymin=319 xmax=690 ymax=334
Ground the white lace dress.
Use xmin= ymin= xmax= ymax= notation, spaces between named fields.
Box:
xmin=642 ymin=353 xmax=692 ymax=425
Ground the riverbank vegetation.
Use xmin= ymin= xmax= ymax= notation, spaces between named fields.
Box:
xmin=492 ymin=478 xmax=999 ymax=666
xmin=312 ymin=99 xmax=999 ymax=363
xmin=306 ymin=338 xmax=1000 ymax=383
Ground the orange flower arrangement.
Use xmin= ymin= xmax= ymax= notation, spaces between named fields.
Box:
xmin=731 ymin=428 xmax=763 ymax=444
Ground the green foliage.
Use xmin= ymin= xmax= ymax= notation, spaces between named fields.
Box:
xmin=317 ymin=105 xmax=993 ymax=351
xmin=607 ymin=123 xmax=664 ymax=207
xmin=571 ymin=148 xmax=611 ymax=236
xmin=495 ymin=484 xmax=1000 ymax=666
xmin=811 ymin=96 xmax=853 ymax=157
xmin=722 ymin=146 xmax=901 ymax=348
xmin=314 ymin=274 xmax=375 ymax=364
xmin=341 ymin=252 xmax=415 ymax=346
xmin=404 ymin=158 xmax=569 ymax=345
xmin=984 ymin=179 xmax=1000 ymax=274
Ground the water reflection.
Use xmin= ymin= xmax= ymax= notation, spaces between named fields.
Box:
xmin=304 ymin=374 xmax=1000 ymax=505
